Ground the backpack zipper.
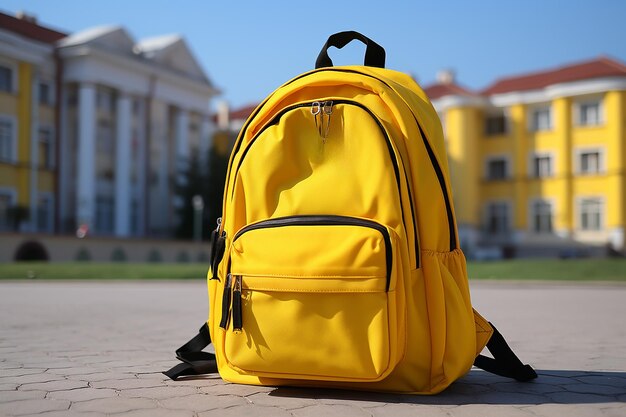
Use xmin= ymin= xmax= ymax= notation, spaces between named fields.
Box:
xmin=232 ymin=275 xmax=243 ymax=333
xmin=218 ymin=273 xmax=233 ymax=329
xmin=232 ymin=215 xmax=393 ymax=291
xmin=223 ymin=68 xmax=457 ymax=253
xmin=229 ymin=99 xmax=419 ymax=268
xmin=221 ymin=215 xmax=394 ymax=334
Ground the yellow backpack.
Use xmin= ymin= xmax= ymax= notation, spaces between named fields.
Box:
xmin=165 ymin=31 xmax=537 ymax=394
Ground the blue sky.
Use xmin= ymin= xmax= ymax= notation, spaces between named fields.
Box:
xmin=3 ymin=0 xmax=626 ymax=110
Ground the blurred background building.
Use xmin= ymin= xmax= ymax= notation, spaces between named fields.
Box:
xmin=0 ymin=11 xmax=226 ymax=261
xmin=425 ymin=58 xmax=626 ymax=258
xmin=1 ymin=10 xmax=625 ymax=260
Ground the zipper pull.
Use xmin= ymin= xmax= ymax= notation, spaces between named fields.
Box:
xmin=232 ymin=275 xmax=243 ymax=334
xmin=322 ymin=101 xmax=333 ymax=142
xmin=210 ymin=218 xmax=227 ymax=281
xmin=219 ymin=273 xmax=232 ymax=329
xmin=311 ymin=101 xmax=321 ymax=137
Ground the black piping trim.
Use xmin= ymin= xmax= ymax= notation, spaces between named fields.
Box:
xmin=414 ymin=119 xmax=457 ymax=251
xmin=223 ymin=67 xmax=456 ymax=255
xmin=234 ymin=215 xmax=393 ymax=291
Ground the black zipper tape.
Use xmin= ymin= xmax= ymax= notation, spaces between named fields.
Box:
xmin=232 ymin=276 xmax=243 ymax=333
xmin=219 ymin=274 xmax=232 ymax=329
xmin=234 ymin=215 xmax=393 ymax=291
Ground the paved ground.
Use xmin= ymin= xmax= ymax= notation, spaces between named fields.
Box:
xmin=1 ymin=280 xmax=625 ymax=417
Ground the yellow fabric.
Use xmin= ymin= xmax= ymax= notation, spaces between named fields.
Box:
xmin=208 ymin=65 xmax=492 ymax=394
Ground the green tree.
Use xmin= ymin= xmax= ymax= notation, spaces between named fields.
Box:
xmin=175 ymin=133 xmax=231 ymax=240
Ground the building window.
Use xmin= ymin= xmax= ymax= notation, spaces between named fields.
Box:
xmin=39 ymin=127 xmax=54 ymax=169
xmin=0 ymin=116 xmax=16 ymax=162
xmin=579 ymin=198 xmax=603 ymax=231
xmin=95 ymin=196 xmax=114 ymax=234
xmin=0 ymin=65 xmax=13 ymax=93
xmin=577 ymin=149 xmax=603 ymax=175
xmin=485 ymin=111 xmax=508 ymax=136
xmin=486 ymin=202 xmax=510 ymax=235
xmin=531 ymin=200 xmax=553 ymax=233
xmin=38 ymin=81 xmax=53 ymax=106
xmin=486 ymin=157 xmax=509 ymax=180
xmin=530 ymin=105 xmax=552 ymax=131
xmin=0 ymin=189 xmax=16 ymax=231
xmin=576 ymin=100 xmax=602 ymax=126
xmin=37 ymin=194 xmax=54 ymax=233
xmin=531 ymin=153 xmax=553 ymax=178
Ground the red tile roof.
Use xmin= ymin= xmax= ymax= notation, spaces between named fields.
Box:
xmin=0 ymin=11 xmax=67 ymax=44
xmin=481 ymin=56 xmax=626 ymax=95
xmin=423 ymin=82 xmax=476 ymax=100
xmin=229 ymin=103 xmax=257 ymax=121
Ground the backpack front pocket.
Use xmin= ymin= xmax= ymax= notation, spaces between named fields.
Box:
xmin=220 ymin=215 xmax=403 ymax=382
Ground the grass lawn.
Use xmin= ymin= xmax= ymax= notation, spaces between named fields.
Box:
xmin=0 ymin=262 xmax=209 ymax=280
xmin=0 ymin=258 xmax=625 ymax=281
xmin=467 ymin=258 xmax=626 ymax=281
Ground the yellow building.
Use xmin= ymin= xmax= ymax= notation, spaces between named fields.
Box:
xmin=426 ymin=57 xmax=626 ymax=257
xmin=0 ymin=12 xmax=64 ymax=233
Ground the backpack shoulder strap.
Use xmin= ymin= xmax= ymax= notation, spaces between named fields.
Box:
xmin=163 ymin=323 xmax=217 ymax=380
xmin=473 ymin=322 xmax=538 ymax=382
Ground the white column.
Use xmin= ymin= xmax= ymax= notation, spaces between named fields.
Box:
xmin=29 ymin=70 xmax=40 ymax=232
xmin=76 ymin=83 xmax=96 ymax=231
xmin=135 ymin=98 xmax=147 ymax=236
xmin=58 ymin=82 xmax=68 ymax=232
xmin=176 ymin=108 xmax=189 ymax=165
xmin=114 ymin=93 xmax=132 ymax=237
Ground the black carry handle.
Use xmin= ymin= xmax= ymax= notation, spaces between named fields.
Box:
xmin=315 ymin=31 xmax=386 ymax=69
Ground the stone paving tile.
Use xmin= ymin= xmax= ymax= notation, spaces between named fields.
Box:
xmin=546 ymin=391 xmax=619 ymax=404
xmin=4 ymin=372 xmax=66 ymax=385
xmin=70 ymin=397 xmax=158 ymax=413
xmin=111 ymin=409 xmax=194 ymax=417
xmin=18 ymin=379 xmax=88 ymax=392
xmin=247 ymin=391 xmax=319 ymax=409
xmin=529 ymin=403 xmax=617 ymax=417
xmin=0 ymin=398 xmax=70 ymax=416
xmin=562 ymin=383 xmax=625 ymax=395
xmin=90 ymin=377 xmax=165 ymax=390
xmin=602 ymin=405 xmax=626 ymax=417
xmin=0 ymin=389 xmax=46 ymax=403
xmin=1 ymin=368 xmax=48 ymax=377
xmin=198 ymin=382 xmax=273 ymax=397
xmin=35 ymin=411 xmax=106 ymax=417
xmin=159 ymin=393 xmax=248 ymax=411
xmin=119 ymin=386 xmax=199 ymax=399
xmin=170 ymin=376 xmax=223 ymax=388
xmin=575 ymin=375 xmax=626 ymax=388
xmin=67 ymin=371 xmax=139 ymax=382
xmin=45 ymin=387 xmax=118 ymax=402
xmin=197 ymin=404 xmax=294 ymax=417
xmin=449 ymin=404 xmax=536 ymax=417
xmin=2 ymin=282 xmax=626 ymax=416
xmin=292 ymin=403 xmax=372 ymax=417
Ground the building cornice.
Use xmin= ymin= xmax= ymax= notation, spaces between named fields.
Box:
xmin=430 ymin=95 xmax=488 ymax=112
xmin=58 ymin=43 xmax=219 ymax=97
xmin=0 ymin=29 xmax=54 ymax=64
xmin=489 ymin=77 xmax=626 ymax=107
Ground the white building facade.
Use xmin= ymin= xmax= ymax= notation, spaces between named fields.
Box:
xmin=57 ymin=26 xmax=217 ymax=238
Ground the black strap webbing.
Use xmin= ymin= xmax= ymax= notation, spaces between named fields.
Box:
xmin=163 ymin=323 xmax=218 ymax=380
xmin=473 ymin=323 xmax=538 ymax=382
